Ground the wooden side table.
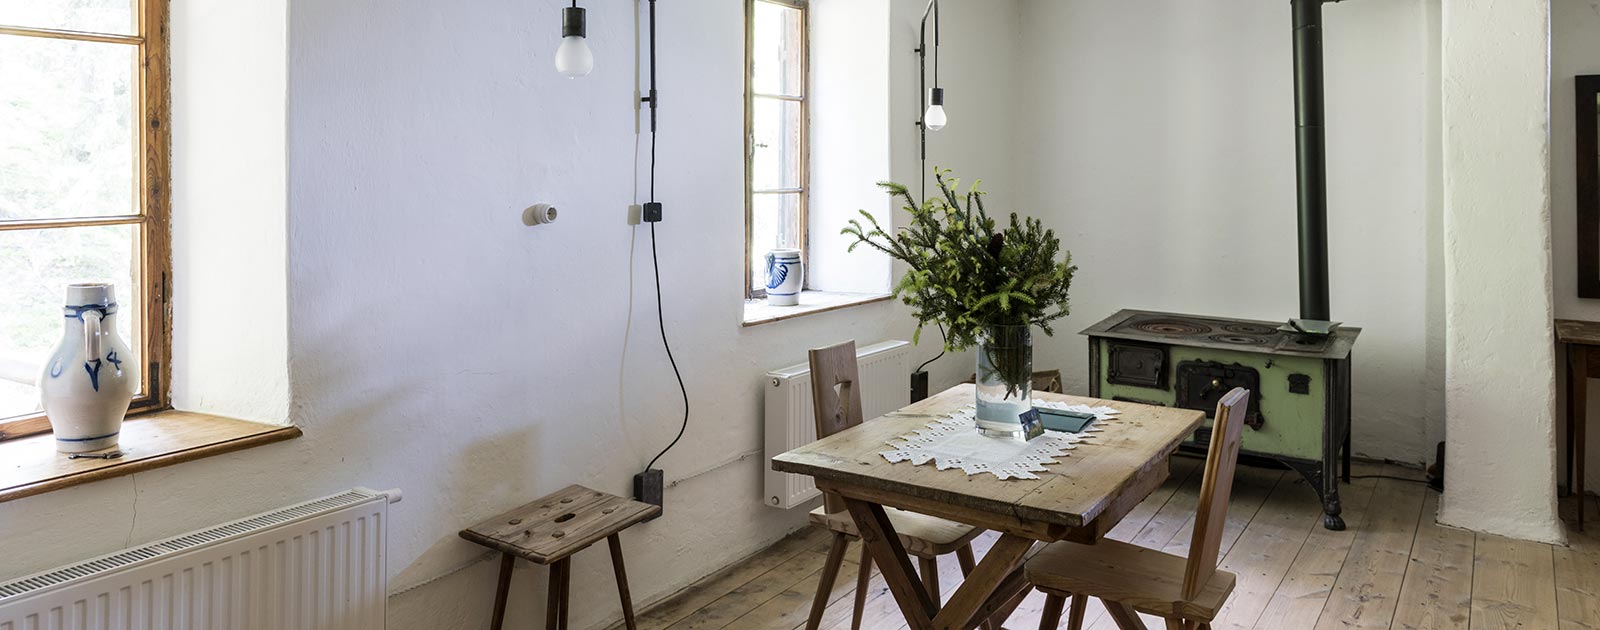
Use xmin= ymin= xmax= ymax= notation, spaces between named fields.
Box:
xmin=1557 ymin=319 xmax=1598 ymax=531
xmin=460 ymin=485 xmax=661 ymax=630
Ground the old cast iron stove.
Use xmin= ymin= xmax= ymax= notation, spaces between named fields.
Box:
xmin=1084 ymin=309 xmax=1360 ymax=530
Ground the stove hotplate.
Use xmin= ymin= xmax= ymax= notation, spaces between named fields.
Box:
xmin=1084 ymin=310 xmax=1358 ymax=359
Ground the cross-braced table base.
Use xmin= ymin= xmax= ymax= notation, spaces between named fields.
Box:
xmin=842 ymin=498 xmax=1036 ymax=630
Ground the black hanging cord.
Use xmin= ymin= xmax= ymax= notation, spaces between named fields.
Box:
xmin=915 ymin=323 xmax=947 ymax=374
xmin=641 ymin=0 xmax=686 ymax=476
xmin=915 ymin=0 xmax=943 ymax=371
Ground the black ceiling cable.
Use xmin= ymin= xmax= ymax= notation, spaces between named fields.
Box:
xmin=640 ymin=0 xmax=687 ymax=476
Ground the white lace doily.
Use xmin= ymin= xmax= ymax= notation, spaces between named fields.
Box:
xmin=879 ymin=400 xmax=1121 ymax=480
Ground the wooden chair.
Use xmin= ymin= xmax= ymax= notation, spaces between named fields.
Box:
xmin=803 ymin=341 xmax=988 ymax=630
xmin=1025 ymin=387 xmax=1250 ymax=630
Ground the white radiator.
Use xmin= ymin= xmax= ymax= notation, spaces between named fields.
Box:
xmin=765 ymin=340 xmax=911 ymax=509
xmin=0 ymin=487 xmax=400 ymax=630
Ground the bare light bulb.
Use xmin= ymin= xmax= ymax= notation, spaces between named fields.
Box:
xmin=924 ymin=88 xmax=947 ymax=131
xmin=556 ymin=5 xmax=593 ymax=78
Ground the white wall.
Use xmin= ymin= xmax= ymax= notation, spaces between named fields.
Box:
xmin=1437 ymin=0 xmax=1562 ymax=543
xmin=1011 ymin=0 xmax=1443 ymax=465
xmin=0 ymin=1 xmax=1016 ymax=629
xmin=169 ymin=0 xmax=291 ymax=424
xmin=1552 ymin=0 xmax=1600 ymax=495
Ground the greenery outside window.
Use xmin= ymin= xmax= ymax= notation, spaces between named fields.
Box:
xmin=0 ymin=0 xmax=172 ymax=441
xmin=745 ymin=0 xmax=808 ymax=299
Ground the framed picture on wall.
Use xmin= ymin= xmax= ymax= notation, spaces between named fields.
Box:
xmin=1578 ymin=75 xmax=1600 ymax=298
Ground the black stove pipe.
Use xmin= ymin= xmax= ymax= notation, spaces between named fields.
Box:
xmin=1292 ymin=0 xmax=1331 ymax=323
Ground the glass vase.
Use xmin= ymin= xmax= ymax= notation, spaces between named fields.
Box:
xmin=975 ymin=324 xmax=1033 ymax=439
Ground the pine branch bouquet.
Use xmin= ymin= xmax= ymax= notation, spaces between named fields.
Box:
xmin=842 ymin=169 xmax=1077 ymax=396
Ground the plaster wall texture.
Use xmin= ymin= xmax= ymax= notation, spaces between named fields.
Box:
xmin=1009 ymin=0 xmax=1445 ymax=466
xmin=1437 ymin=0 xmax=1562 ymax=543
xmin=1551 ymin=0 xmax=1600 ymax=494
xmin=0 ymin=1 xmax=1016 ymax=629
xmin=168 ymin=0 xmax=291 ymax=424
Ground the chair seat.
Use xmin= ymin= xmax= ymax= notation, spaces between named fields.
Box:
xmin=808 ymin=506 xmax=981 ymax=558
xmin=1025 ymin=539 xmax=1237 ymax=622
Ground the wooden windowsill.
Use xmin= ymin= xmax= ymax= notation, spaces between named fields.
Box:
xmin=742 ymin=291 xmax=893 ymax=327
xmin=0 ymin=411 xmax=301 ymax=504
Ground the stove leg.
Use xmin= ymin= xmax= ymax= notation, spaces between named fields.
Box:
xmin=1342 ymin=430 xmax=1352 ymax=484
xmin=1284 ymin=459 xmax=1344 ymax=530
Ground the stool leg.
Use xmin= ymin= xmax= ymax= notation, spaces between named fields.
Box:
xmin=558 ymin=558 xmax=571 ymax=630
xmin=490 ymin=553 xmax=515 ymax=630
xmin=607 ymin=535 xmax=639 ymax=630
xmin=546 ymin=559 xmax=570 ymax=630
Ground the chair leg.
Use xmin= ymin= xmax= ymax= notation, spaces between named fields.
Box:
xmin=1038 ymin=593 xmax=1066 ymax=629
xmin=1067 ymin=594 xmax=1088 ymax=630
xmin=1163 ymin=619 xmax=1186 ymax=630
xmin=490 ymin=553 xmax=515 ymax=630
xmin=606 ymin=535 xmax=639 ymax=630
xmin=918 ymin=556 xmax=941 ymax=609
xmin=851 ymin=543 xmax=872 ymax=630
xmin=807 ymin=532 xmax=851 ymax=630
xmin=1101 ymin=599 xmax=1150 ymax=630
xmin=955 ymin=545 xmax=998 ymax=630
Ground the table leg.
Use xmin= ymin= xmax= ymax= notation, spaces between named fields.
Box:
xmin=1567 ymin=344 xmax=1577 ymax=498
xmin=841 ymin=498 xmax=937 ymax=629
xmin=490 ymin=553 xmax=515 ymax=630
xmin=840 ymin=497 xmax=1036 ymax=630
xmin=1576 ymin=345 xmax=1590 ymax=532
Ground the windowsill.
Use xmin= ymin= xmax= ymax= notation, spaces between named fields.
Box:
xmin=0 ymin=410 xmax=301 ymax=504
xmin=742 ymin=290 xmax=893 ymax=327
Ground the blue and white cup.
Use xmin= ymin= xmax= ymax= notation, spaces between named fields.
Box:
xmin=765 ymin=248 xmax=803 ymax=306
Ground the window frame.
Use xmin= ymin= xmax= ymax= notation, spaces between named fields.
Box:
xmin=745 ymin=0 xmax=810 ymax=300
xmin=0 ymin=0 xmax=173 ymax=441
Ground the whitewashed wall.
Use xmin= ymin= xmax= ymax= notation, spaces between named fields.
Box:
xmin=1437 ymin=0 xmax=1560 ymax=543
xmin=1009 ymin=0 xmax=1444 ymax=466
xmin=0 ymin=1 xmax=1015 ymax=629
xmin=1552 ymin=0 xmax=1600 ymax=497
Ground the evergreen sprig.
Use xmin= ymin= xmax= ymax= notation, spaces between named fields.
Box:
xmin=842 ymin=169 xmax=1077 ymax=359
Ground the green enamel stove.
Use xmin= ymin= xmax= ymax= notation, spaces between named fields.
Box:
xmin=1083 ymin=309 xmax=1360 ymax=530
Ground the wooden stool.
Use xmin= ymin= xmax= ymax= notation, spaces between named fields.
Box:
xmin=460 ymin=485 xmax=661 ymax=630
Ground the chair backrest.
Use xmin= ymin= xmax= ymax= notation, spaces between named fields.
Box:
xmin=1182 ymin=387 xmax=1250 ymax=600
xmin=808 ymin=340 xmax=864 ymax=514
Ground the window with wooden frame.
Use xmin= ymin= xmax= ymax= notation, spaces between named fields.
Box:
xmin=0 ymin=0 xmax=172 ymax=440
xmin=745 ymin=0 xmax=808 ymax=299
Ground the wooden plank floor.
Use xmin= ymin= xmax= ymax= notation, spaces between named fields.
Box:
xmin=618 ymin=460 xmax=1600 ymax=630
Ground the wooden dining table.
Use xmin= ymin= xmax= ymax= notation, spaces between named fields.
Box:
xmin=771 ymin=384 xmax=1206 ymax=630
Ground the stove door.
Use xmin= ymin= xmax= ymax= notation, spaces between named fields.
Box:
xmin=1174 ymin=360 xmax=1264 ymax=429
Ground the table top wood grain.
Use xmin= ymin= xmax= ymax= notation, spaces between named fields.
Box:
xmin=1558 ymin=318 xmax=1600 ymax=346
xmin=771 ymin=384 xmax=1205 ymax=535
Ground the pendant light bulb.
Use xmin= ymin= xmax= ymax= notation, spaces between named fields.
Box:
xmin=924 ymin=88 xmax=947 ymax=131
xmin=555 ymin=5 xmax=593 ymax=78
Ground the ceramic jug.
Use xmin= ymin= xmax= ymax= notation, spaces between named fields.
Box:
xmin=765 ymin=248 xmax=803 ymax=306
xmin=39 ymin=284 xmax=136 ymax=453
